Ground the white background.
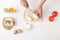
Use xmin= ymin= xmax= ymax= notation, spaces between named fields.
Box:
xmin=0 ymin=0 xmax=60 ymax=40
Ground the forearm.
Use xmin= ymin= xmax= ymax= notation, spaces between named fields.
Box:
xmin=20 ymin=0 xmax=29 ymax=8
xmin=21 ymin=0 xmax=26 ymax=1
xmin=38 ymin=0 xmax=46 ymax=7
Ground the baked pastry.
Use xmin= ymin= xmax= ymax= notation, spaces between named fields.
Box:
xmin=14 ymin=30 xmax=17 ymax=34
xmin=13 ymin=29 xmax=23 ymax=35
xmin=2 ymin=17 xmax=15 ymax=30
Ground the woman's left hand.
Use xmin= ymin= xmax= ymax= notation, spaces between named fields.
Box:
xmin=34 ymin=7 xmax=43 ymax=18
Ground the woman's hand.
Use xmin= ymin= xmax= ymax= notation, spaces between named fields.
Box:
xmin=20 ymin=0 xmax=29 ymax=8
xmin=34 ymin=6 xmax=43 ymax=18
xmin=34 ymin=0 xmax=46 ymax=18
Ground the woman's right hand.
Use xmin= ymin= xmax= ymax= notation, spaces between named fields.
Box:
xmin=20 ymin=0 xmax=29 ymax=8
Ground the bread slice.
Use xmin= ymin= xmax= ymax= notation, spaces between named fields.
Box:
xmin=2 ymin=17 xmax=15 ymax=30
xmin=24 ymin=8 xmax=42 ymax=22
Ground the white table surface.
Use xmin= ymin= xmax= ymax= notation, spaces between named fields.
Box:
xmin=0 ymin=0 xmax=60 ymax=40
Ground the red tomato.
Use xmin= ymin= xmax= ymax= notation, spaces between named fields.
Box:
xmin=49 ymin=16 xmax=54 ymax=22
xmin=52 ymin=11 xmax=58 ymax=17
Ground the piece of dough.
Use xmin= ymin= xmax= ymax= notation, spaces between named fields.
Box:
xmin=24 ymin=8 xmax=39 ymax=21
xmin=25 ymin=23 xmax=32 ymax=30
